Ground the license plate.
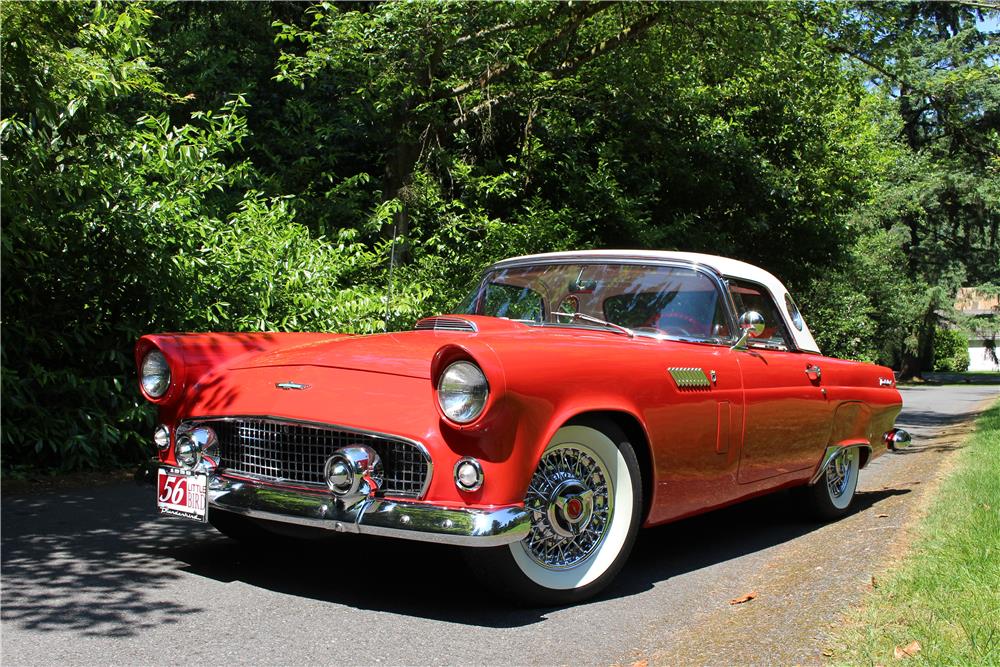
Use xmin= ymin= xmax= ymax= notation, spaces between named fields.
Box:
xmin=157 ymin=467 xmax=208 ymax=522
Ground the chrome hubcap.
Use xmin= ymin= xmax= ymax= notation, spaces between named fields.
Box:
xmin=826 ymin=449 xmax=854 ymax=499
xmin=524 ymin=444 xmax=612 ymax=569
xmin=546 ymin=479 xmax=595 ymax=538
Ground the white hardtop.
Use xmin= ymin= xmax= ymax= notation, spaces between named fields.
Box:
xmin=492 ymin=249 xmax=821 ymax=353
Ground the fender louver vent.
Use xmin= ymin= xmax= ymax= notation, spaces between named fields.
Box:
xmin=414 ymin=317 xmax=477 ymax=333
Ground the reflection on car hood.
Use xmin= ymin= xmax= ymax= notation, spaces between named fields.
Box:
xmin=228 ymin=317 xmax=701 ymax=380
xmin=230 ymin=332 xmax=447 ymax=379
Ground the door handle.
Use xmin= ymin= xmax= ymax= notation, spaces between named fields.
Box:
xmin=805 ymin=364 xmax=822 ymax=382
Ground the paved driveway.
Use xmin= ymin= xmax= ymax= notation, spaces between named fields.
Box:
xmin=2 ymin=384 xmax=997 ymax=666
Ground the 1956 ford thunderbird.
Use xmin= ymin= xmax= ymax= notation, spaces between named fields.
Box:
xmin=136 ymin=250 xmax=910 ymax=604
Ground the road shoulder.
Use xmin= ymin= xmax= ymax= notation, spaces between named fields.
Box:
xmin=624 ymin=394 xmax=995 ymax=666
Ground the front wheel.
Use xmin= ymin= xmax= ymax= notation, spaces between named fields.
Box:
xmin=465 ymin=421 xmax=642 ymax=606
xmin=801 ymin=446 xmax=861 ymax=521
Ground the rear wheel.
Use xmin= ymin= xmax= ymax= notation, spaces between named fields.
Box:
xmin=802 ymin=446 xmax=861 ymax=520
xmin=465 ymin=420 xmax=642 ymax=606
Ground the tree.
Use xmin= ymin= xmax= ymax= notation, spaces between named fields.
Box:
xmin=824 ymin=2 xmax=1000 ymax=377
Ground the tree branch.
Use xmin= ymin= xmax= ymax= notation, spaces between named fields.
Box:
xmin=442 ymin=2 xmax=614 ymax=101
xmin=548 ymin=9 xmax=663 ymax=80
xmin=451 ymin=92 xmax=515 ymax=128
xmin=824 ymin=42 xmax=899 ymax=83
xmin=453 ymin=8 xmax=560 ymax=48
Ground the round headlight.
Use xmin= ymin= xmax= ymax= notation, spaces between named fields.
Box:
xmin=437 ymin=361 xmax=489 ymax=424
xmin=140 ymin=350 xmax=171 ymax=398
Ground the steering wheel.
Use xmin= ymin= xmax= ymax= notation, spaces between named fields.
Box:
xmin=653 ymin=312 xmax=702 ymax=337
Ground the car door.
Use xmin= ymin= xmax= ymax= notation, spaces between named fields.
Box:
xmin=622 ymin=276 xmax=747 ymax=523
xmin=727 ymin=279 xmax=833 ymax=484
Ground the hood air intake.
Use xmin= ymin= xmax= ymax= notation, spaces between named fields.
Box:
xmin=414 ymin=317 xmax=477 ymax=333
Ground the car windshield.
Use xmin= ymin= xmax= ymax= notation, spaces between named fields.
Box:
xmin=456 ymin=262 xmax=733 ymax=343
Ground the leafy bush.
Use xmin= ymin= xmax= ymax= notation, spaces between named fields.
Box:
xmin=933 ymin=328 xmax=970 ymax=373
xmin=0 ymin=4 xmax=428 ymax=472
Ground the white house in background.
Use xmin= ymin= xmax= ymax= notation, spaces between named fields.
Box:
xmin=955 ymin=288 xmax=1000 ymax=372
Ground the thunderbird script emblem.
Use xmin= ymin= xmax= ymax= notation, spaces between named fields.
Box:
xmin=275 ymin=381 xmax=311 ymax=391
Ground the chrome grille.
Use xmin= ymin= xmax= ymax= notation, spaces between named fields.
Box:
xmin=204 ymin=419 xmax=431 ymax=498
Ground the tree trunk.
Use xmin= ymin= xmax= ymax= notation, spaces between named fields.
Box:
xmin=899 ymin=305 xmax=938 ymax=380
xmin=899 ymin=351 xmax=921 ymax=381
xmin=382 ymin=125 xmax=419 ymax=267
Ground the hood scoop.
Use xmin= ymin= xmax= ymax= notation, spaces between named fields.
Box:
xmin=414 ymin=316 xmax=477 ymax=333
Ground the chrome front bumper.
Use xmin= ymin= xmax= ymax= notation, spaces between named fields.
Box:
xmin=208 ymin=475 xmax=531 ymax=547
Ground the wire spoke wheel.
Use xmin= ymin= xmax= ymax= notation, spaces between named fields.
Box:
xmin=464 ymin=421 xmax=642 ymax=605
xmin=522 ymin=443 xmax=613 ymax=569
xmin=826 ymin=449 xmax=853 ymax=499
xmin=800 ymin=445 xmax=862 ymax=519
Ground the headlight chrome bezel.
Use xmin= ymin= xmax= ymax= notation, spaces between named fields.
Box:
xmin=140 ymin=349 xmax=172 ymax=399
xmin=436 ymin=360 xmax=490 ymax=424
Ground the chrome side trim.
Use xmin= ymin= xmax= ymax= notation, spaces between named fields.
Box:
xmin=809 ymin=444 xmax=872 ymax=485
xmin=182 ymin=415 xmax=434 ymax=500
xmin=207 ymin=475 xmax=530 ymax=547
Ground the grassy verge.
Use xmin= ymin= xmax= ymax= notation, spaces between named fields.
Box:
xmin=831 ymin=401 xmax=1000 ymax=665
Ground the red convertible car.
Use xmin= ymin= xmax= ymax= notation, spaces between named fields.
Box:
xmin=136 ymin=250 xmax=909 ymax=604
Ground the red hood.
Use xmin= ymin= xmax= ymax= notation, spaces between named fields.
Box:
xmin=229 ymin=316 xmax=533 ymax=379
xmin=231 ymin=332 xmax=451 ymax=379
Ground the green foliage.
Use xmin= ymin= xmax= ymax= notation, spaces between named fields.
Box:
xmin=0 ymin=3 xmax=421 ymax=471
xmin=2 ymin=1 xmax=997 ymax=472
xmin=933 ymin=328 xmax=971 ymax=373
xmin=825 ymin=3 xmax=1000 ymax=377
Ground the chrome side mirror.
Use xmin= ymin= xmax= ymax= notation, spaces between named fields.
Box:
xmin=731 ymin=311 xmax=765 ymax=350
xmin=739 ymin=311 xmax=765 ymax=338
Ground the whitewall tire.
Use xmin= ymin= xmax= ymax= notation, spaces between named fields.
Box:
xmin=465 ymin=419 xmax=642 ymax=605
xmin=803 ymin=446 xmax=861 ymax=520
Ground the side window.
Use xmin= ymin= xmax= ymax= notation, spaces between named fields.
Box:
xmin=480 ymin=283 xmax=544 ymax=321
xmin=784 ymin=293 xmax=805 ymax=331
xmin=728 ymin=280 xmax=791 ymax=348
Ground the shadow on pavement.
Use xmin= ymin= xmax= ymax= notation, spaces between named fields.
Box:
xmin=1 ymin=482 xmax=910 ymax=635
xmin=1 ymin=486 xmax=210 ymax=638
xmin=897 ymin=408 xmax=982 ymax=429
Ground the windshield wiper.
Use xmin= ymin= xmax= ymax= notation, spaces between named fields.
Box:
xmin=552 ymin=312 xmax=634 ymax=338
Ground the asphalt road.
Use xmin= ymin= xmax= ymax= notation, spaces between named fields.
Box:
xmin=2 ymin=384 xmax=997 ymax=666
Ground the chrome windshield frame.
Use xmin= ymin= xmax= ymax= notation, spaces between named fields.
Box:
xmin=461 ymin=256 xmax=741 ymax=347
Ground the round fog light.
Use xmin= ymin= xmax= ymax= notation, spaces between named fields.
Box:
xmin=454 ymin=457 xmax=483 ymax=492
xmin=175 ymin=435 xmax=199 ymax=468
xmin=324 ymin=446 xmax=383 ymax=496
xmin=153 ymin=425 xmax=171 ymax=451
xmin=325 ymin=456 xmax=354 ymax=495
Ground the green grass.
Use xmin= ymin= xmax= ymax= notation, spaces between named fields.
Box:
xmin=832 ymin=401 xmax=1000 ymax=666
